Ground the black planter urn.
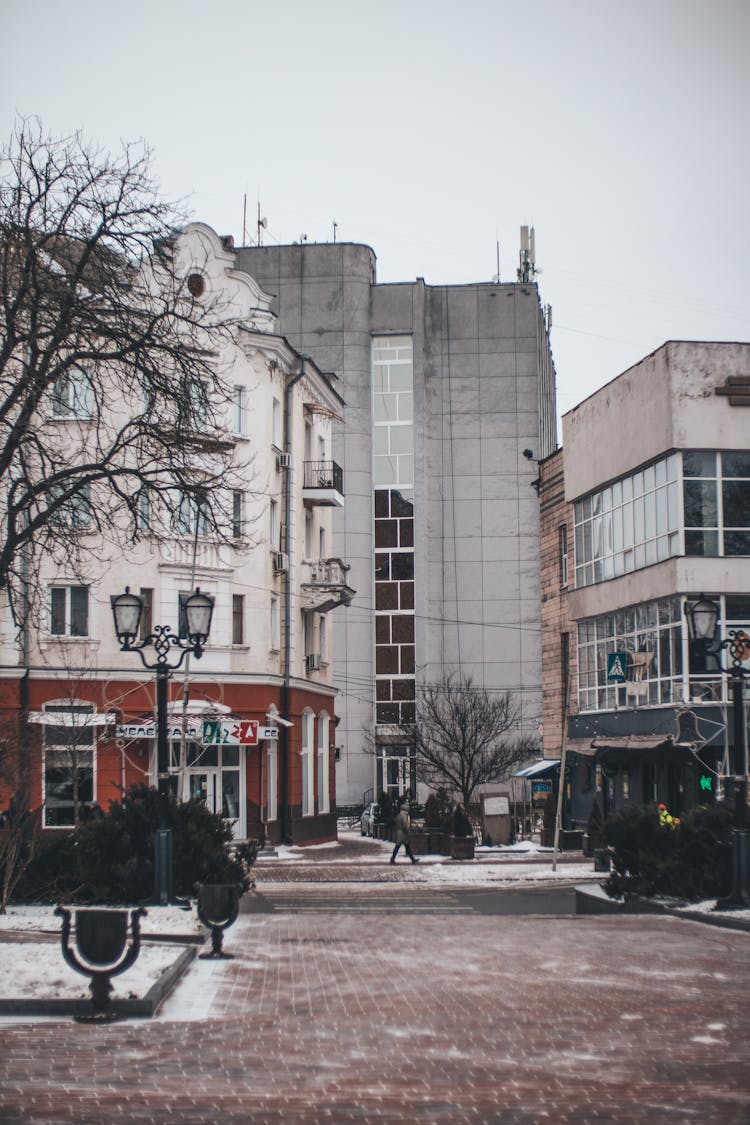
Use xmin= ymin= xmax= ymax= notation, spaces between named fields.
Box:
xmin=195 ymin=883 xmax=243 ymax=959
xmin=56 ymin=905 xmax=146 ymax=1022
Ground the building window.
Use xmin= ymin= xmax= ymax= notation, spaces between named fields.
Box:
xmin=319 ymin=615 xmax=327 ymax=664
xmin=139 ymin=588 xmax=153 ymax=642
xmin=561 ymin=632 xmax=570 ymax=707
xmin=50 ymin=482 xmax=91 ymax=529
xmin=305 ymin=511 xmax=313 ymax=558
xmin=50 ymin=586 xmax=89 ymax=637
xmin=175 ymin=491 xmax=208 ymax=538
xmin=574 ymin=454 xmax=681 ymax=587
xmin=272 ymin=396 xmax=282 ymax=449
xmin=232 ymin=386 xmax=245 ymax=435
xmin=51 ymin=367 xmax=93 ymax=419
xmin=559 ymin=524 xmax=568 ymax=587
xmin=270 ymin=595 xmax=280 ymax=651
xmin=301 ymin=710 xmax=315 ymax=816
xmin=372 ymin=336 xmax=414 ymax=495
xmin=317 ymin=712 xmax=330 ymax=815
xmin=232 ymin=491 xmax=244 ymax=539
xmin=684 ymin=450 xmax=750 ymax=557
xmin=178 ymin=377 xmax=209 ymax=432
xmin=232 ymin=594 xmax=244 ymax=645
xmin=43 ymin=704 xmax=95 ymax=827
xmin=269 ymin=498 xmax=280 ymax=550
xmin=576 ymin=596 xmax=682 ymax=713
xmin=137 ymin=487 xmax=151 ymax=532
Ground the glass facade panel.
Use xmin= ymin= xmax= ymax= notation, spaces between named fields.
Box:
xmin=575 ymin=450 xmax=750 ymax=587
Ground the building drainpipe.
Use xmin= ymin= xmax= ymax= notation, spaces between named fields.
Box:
xmin=280 ymin=356 xmax=307 ymax=844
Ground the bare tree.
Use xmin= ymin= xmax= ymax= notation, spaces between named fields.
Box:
xmin=404 ymin=673 xmax=538 ymax=807
xmin=0 ymin=117 xmax=251 ymax=626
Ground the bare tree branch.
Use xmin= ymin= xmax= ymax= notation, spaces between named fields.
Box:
xmin=0 ymin=117 xmax=256 ymax=626
xmin=400 ymin=672 xmax=538 ymax=806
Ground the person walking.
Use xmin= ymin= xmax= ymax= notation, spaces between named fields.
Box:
xmin=390 ymin=797 xmax=419 ymax=864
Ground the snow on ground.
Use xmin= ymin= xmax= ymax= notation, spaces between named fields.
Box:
xmin=0 ymin=941 xmax=182 ymax=1001
xmin=0 ymin=904 xmax=204 ymax=936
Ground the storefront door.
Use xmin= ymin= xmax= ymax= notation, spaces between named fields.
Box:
xmin=172 ymin=741 xmax=245 ymax=838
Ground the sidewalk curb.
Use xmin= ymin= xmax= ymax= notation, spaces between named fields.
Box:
xmin=0 ymin=943 xmax=197 ymax=1019
xmin=575 ymin=883 xmax=750 ymax=933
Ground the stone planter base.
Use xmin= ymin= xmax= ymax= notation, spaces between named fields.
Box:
xmin=450 ymin=835 xmax=475 ymax=860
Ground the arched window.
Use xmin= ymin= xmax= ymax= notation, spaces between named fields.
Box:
xmin=317 ymin=712 xmax=330 ymax=814
xmin=301 ymin=709 xmax=315 ymax=816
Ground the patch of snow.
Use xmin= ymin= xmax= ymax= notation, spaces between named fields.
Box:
xmin=0 ymin=904 xmax=203 ymax=937
xmin=0 ymin=941 xmax=181 ymax=1001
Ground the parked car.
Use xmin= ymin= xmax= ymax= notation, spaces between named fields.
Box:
xmin=360 ymin=802 xmax=379 ymax=836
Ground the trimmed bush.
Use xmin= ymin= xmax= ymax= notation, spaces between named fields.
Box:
xmin=604 ymin=802 xmax=733 ymax=901
xmin=11 ymin=783 xmax=251 ymax=905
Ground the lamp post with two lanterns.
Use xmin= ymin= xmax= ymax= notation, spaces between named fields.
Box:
xmin=684 ymin=594 xmax=750 ymax=908
xmin=111 ymin=586 xmax=214 ymax=906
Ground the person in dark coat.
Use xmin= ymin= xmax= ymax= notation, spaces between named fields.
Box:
xmin=390 ymin=797 xmax=419 ymax=864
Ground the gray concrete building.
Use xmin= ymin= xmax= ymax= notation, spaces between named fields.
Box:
xmin=236 ymin=241 xmax=557 ymax=807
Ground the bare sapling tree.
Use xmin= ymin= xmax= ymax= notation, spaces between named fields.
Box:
xmin=0 ymin=116 xmax=253 ymax=628
xmin=403 ymin=672 xmax=538 ymax=807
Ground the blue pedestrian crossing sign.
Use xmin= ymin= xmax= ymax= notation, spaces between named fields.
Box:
xmin=607 ymin=653 xmax=628 ymax=682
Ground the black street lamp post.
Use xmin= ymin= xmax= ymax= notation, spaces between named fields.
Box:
xmin=111 ymin=586 xmax=214 ymax=906
xmin=684 ymin=594 xmax=750 ymax=908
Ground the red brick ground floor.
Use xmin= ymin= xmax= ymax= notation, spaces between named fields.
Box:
xmin=0 ymin=673 xmax=337 ymax=845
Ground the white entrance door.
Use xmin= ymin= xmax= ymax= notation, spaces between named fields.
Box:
xmin=184 ymin=744 xmax=244 ymax=838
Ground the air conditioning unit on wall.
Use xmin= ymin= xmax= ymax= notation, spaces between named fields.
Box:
xmin=306 ymin=652 xmax=321 ymax=672
xmin=273 ymin=552 xmax=288 ymax=574
xmin=276 ymin=451 xmax=291 ymax=471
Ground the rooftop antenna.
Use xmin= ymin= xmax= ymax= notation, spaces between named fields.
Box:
xmin=333 ymin=219 xmax=338 ymax=243
xmin=492 ymin=239 xmax=501 ymax=283
xmin=517 ymin=225 xmax=541 ymax=283
xmin=257 ymin=202 xmax=267 ymax=246
xmin=242 ymin=193 xmax=247 ymax=245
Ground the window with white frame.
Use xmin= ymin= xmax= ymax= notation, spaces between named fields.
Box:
xmin=372 ymin=336 xmax=414 ymax=498
xmin=232 ymin=594 xmax=244 ymax=645
xmin=43 ymin=703 xmax=95 ymax=827
xmin=179 ymin=377 xmax=209 ymax=432
xmin=305 ymin=511 xmax=313 ymax=558
xmin=319 ymin=615 xmax=327 ymax=664
xmin=317 ymin=712 xmax=330 ymax=814
xmin=50 ymin=482 xmax=91 ymax=529
xmin=272 ymin=396 xmax=282 ymax=449
xmin=51 ymin=367 xmax=93 ymax=419
xmin=50 ymin=586 xmax=89 ymax=637
xmin=270 ymin=595 xmax=280 ymax=651
xmin=301 ymin=710 xmax=315 ymax=816
xmin=574 ymin=454 xmax=681 ymax=587
xmin=232 ymin=386 xmax=245 ymax=435
xmin=269 ymin=498 xmax=280 ymax=550
xmin=232 ymin=490 xmax=244 ymax=539
xmin=175 ymin=491 xmax=208 ymax=537
xmin=137 ymin=487 xmax=151 ymax=533
xmin=683 ymin=451 xmax=750 ymax=557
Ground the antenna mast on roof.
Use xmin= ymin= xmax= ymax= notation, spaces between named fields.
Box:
xmin=257 ymin=202 xmax=267 ymax=246
xmin=517 ymin=225 xmax=541 ymax=283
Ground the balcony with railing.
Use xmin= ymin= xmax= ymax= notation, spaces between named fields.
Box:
xmin=303 ymin=460 xmax=344 ymax=507
xmin=301 ymin=557 xmax=355 ymax=613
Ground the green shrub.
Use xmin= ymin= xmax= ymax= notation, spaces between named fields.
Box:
xmin=423 ymin=788 xmax=454 ymax=830
xmin=12 ymin=783 xmax=250 ymax=905
xmin=604 ymin=802 xmax=733 ymax=901
xmin=452 ymin=804 xmax=473 ymax=837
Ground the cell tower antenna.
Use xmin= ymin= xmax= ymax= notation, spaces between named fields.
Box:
xmin=492 ymin=239 xmax=501 ymax=283
xmin=517 ymin=224 xmax=540 ymax=283
xmin=257 ymin=202 xmax=267 ymax=246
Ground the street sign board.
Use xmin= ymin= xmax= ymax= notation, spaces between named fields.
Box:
xmin=607 ymin=653 xmax=628 ymax=682
xmin=115 ymin=721 xmax=279 ymax=744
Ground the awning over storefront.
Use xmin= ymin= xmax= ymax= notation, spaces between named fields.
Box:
xmin=593 ymin=736 xmax=674 ymax=751
xmin=565 ymin=739 xmax=597 ymax=758
xmin=513 ymin=759 xmax=560 ymax=779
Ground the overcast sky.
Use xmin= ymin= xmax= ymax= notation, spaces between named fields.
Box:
xmin=2 ymin=0 xmax=748 ymax=418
